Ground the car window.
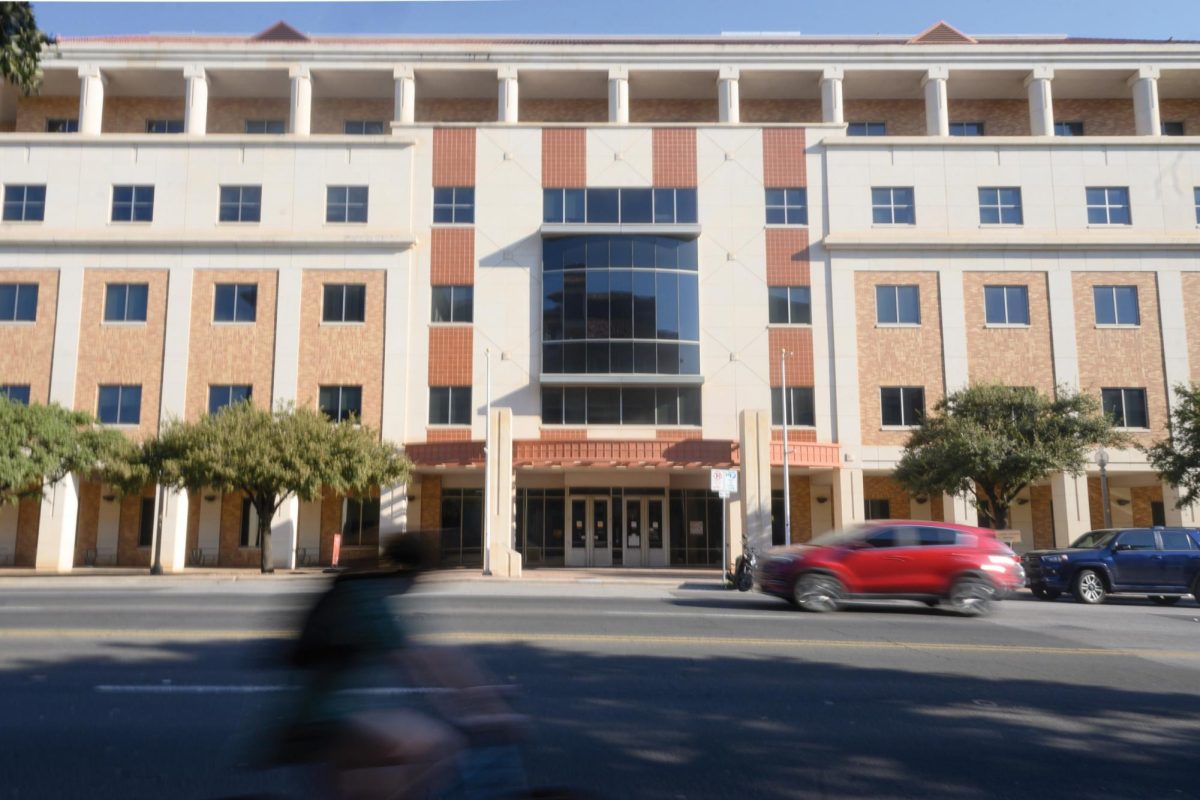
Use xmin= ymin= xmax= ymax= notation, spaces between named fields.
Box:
xmin=1159 ymin=531 xmax=1195 ymax=551
xmin=1070 ymin=530 xmax=1120 ymax=549
xmin=1116 ymin=530 xmax=1157 ymax=550
xmin=865 ymin=528 xmax=899 ymax=548
xmin=917 ymin=526 xmax=957 ymax=546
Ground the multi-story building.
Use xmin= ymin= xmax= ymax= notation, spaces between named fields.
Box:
xmin=2 ymin=20 xmax=1199 ymax=573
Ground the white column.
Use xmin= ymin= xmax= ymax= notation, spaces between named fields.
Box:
xmin=272 ymin=269 xmax=303 ymax=406
xmin=1025 ymin=67 xmax=1055 ymax=136
xmin=1046 ymin=270 xmax=1081 ymax=390
xmin=289 ymin=65 xmax=312 ymax=136
xmin=159 ymin=266 xmax=193 ymax=423
xmin=393 ymin=66 xmax=415 ymax=126
xmin=1158 ymin=270 xmax=1190 ymax=414
xmin=943 ymin=493 xmax=979 ymax=526
xmin=486 ymin=407 xmax=520 ymax=577
xmin=1051 ymin=472 xmax=1091 ymax=547
xmin=718 ymin=67 xmax=740 ymax=124
xmin=828 ymin=262 xmax=862 ymax=451
xmin=183 ymin=65 xmax=208 ymax=135
xmin=34 ymin=475 xmax=80 ymax=573
xmin=158 ymin=489 xmax=190 ymax=573
xmin=820 ymin=67 xmax=844 ymax=125
xmin=939 ymin=268 xmax=969 ymax=393
xmin=608 ymin=67 xmax=629 ymax=125
xmin=271 ymin=496 xmax=299 ymax=570
xmin=1162 ymin=484 xmax=1200 ymax=527
xmin=738 ymin=409 xmax=773 ymax=554
xmin=832 ymin=468 xmax=864 ymax=529
xmin=922 ymin=67 xmax=950 ymax=136
xmin=77 ymin=65 xmax=105 ymax=135
xmin=497 ymin=66 xmax=519 ymax=124
xmin=1129 ymin=66 xmax=1161 ymax=136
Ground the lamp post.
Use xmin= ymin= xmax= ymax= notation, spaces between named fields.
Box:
xmin=1096 ymin=447 xmax=1112 ymax=529
xmin=780 ymin=348 xmax=792 ymax=546
xmin=483 ymin=348 xmax=493 ymax=576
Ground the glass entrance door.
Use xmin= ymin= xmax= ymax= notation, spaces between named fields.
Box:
xmin=623 ymin=497 xmax=666 ymax=567
xmin=624 ymin=499 xmax=644 ymax=567
xmin=567 ymin=496 xmax=611 ymax=567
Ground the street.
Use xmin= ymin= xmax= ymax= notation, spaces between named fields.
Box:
xmin=1 ymin=573 xmax=1199 ymax=800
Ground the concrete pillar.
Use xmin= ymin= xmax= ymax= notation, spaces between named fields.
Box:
xmin=1051 ymin=472 xmax=1091 ymax=547
xmin=486 ymin=407 xmax=521 ymax=577
xmin=1025 ymin=67 xmax=1054 ymax=136
xmin=922 ymin=67 xmax=950 ymax=136
xmin=77 ymin=65 xmax=105 ymax=135
xmin=34 ymin=474 xmax=80 ymax=573
xmin=718 ymin=67 xmax=739 ymax=124
xmin=828 ymin=263 xmax=863 ymax=451
xmin=183 ymin=65 xmax=208 ymax=135
xmin=271 ymin=496 xmax=300 ymax=570
xmin=159 ymin=266 xmax=193 ymax=424
xmin=943 ymin=493 xmax=979 ymax=526
xmin=939 ymin=268 xmax=969 ymax=393
xmin=158 ymin=489 xmax=189 ymax=573
xmin=393 ymin=66 xmax=415 ymax=127
xmin=832 ymin=468 xmax=864 ymax=529
xmin=272 ymin=269 xmax=303 ymax=406
xmin=820 ymin=67 xmax=844 ymax=125
xmin=1046 ymin=270 xmax=1081 ymax=390
xmin=380 ymin=482 xmax=409 ymax=540
xmin=380 ymin=257 xmax=412 ymax=442
xmin=738 ymin=409 xmax=773 ymax=554
xmin=497 ymin=66 xmax=519 ymax=124
xmin=289 ymin=65 xmax=312 ymax=136
xmin=1158 ymin=270 xmax=1190 ymax=414
xmin=1129 ymin=66 xmax=1161 ymax=136
xmin=1162 ymin=483 xmax=1200 ymax=526
xmin=608 ymin=67 xmax=629 ymax=125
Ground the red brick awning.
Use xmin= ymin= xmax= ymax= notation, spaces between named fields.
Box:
xmin=513 ymin=439 xmax=737 ymax=469
xmin=406 ymin=441 xmax=484 ymax=467
xmin=770 ymin=441 xmax=841 ymax=468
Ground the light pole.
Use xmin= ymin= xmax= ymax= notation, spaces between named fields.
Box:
xmin=780 ymin=348 xmax=792 ymax=546
xmin=1096 ymin=447 xmax=1112 ymax=528
xmin=482 ymin=348 xmax=493 ymax=576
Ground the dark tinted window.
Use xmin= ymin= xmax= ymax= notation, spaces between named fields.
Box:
xmin=327 ymin=186 xmax=369 ymax=223
xmin=323 ymin=284 xmax=367 ymax=323
xmin=1159 ymin=531 xmax=1195 ymax=551
xmin=864 ymin=500 xmax=891 ymax=521
xmin=213 ymin=283 xmax=257 ymax=323
xmin=918 ymin=526 xmax=958 ymax=546
xmin=0 ymin=283 xmax=38 ymax=322
xmin=0 ymin=385 xmax=31 ymax=405
xmin=219 ymin=185 xmax=262 ymax=223
xmin=319 ymin=385 xmax=363 ymax=423
xmin=3 ymin=185 xmax=46 ymax=221
xmin=1116 ymin=530 xmax=1156 ymax=550
xmin=138 ymin=497 xmax=156 ymax=547
xmin=104 ymin=283 xmax=149 ymax=322
xmin=112 ymin=185 xmax=154 ymax=222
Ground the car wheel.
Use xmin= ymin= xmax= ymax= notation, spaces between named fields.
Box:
xmin=1031 ymin=586 xmax=1062 ymax=601
xmin=1148 ymin=595 xmax=1181 ymax=606
xmin=946 ymin=577 xmax=995 ymax=617
xmin=1072 ymin=569 xmax=1107 ymax=605
xmin=792 ymin=573 xmax=843 ymax=613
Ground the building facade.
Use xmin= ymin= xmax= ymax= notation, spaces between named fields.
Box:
xmin=2 ymin=21 xmax=1199 ymax=573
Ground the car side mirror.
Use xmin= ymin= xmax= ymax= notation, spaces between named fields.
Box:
xmin=1113 ymin=543 xmax=1132 ymax=552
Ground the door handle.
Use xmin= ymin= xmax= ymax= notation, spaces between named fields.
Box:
xmin=885 ymin=556 xmax=909 ymax=562
xmin=1152 ymin=555 xmax=1164 ymax=560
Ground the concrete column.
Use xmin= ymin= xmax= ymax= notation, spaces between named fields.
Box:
xmin=738 ymin=409 xmax=773 ymax=554
xmin=289 ymin=66 xmax=312 ymax=136
xmin=486 ymin=407 xmax=521 ymax=577
xmin=718 ymin=67 xmax=739 ymax=124
xmin=271 ymin=496 xmax=300 ymax=570
xmin=1046 ymin=270 xmax=1081 ymax=390
xmin=832 ymin=468 xmax=864 ymax=529
xmin=183 ymin=65 xmax=208 ymax=135
xmin=820 ymin=67 xmax=844 ymax=125
xmin=1050 ymin=472 xmax=1091 ymax=547
xmin=381 ymin=258 xmax=411 ymax=443
xmin=608 ymin=67 xmax=629 ymax=125
xmin=159 ymin=266 xmax=193 ymax=424
xmin=1129 ymin=66 xmax=1161 ymax=136
xmin=272 ymin=269 xmax=303 ymax=406
xmin=922 ymin=67 xmax=950 ymax=136
xmin=77 ymin=65 xmax=105 ymax=135
xmin=393 ymin=66 xmax=415 ymax=126
xmin=1025 ymin=67 xmax=1055 ymax=136
xmin=1157 ymin=270 xmax=1190 ymax=413
xmin=158 ymin=489 xmax=190 ymax=573
xmin=828 ymin=262 xmax=862 ymax=451
xmin=1163 ymin=483 xmax=1200 ymax=527
xmin=939 ymin=268 xmax=969 ymax=394
xmin=497 ymin=66 xmax=519 ymax=124
xmin=943 ymin=493 xmax=979 ymax=526
xmin=380 ymin=483 xmax=409 ymax=541
xmin=34 ymin=475 xmax=80 ymax=573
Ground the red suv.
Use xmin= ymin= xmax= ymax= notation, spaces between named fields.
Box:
xmin=754 ymin=521 xmax=1026 ymax=616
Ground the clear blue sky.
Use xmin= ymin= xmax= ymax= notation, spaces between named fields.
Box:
xmin=29 ymin=0 xmax=1200 ymax=40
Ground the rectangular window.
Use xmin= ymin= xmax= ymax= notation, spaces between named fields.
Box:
xmin=983 ymin=285 xmax=1030 ymax=325
xmin=0 ymin=384 xmax=31 ymax=405
xmin=1162 ymin=121 xmax=1185 ymax=136
xmin=765 ymin=188 xmax=808 ymax=225
xmin=881 ymin=387 xmax=925 ymax=427
xmin=319 ymin=385 xmax=363 ymax=423
xmin=433 ymin=186 xmax=475 ymax=224
xmin=429 ymin=386 xmax=472 ymax=425
xmin=213 ymin=283 xmax=258 ymax=323
xmin=46 ymin=118 xmax=78 ymax=133
xmin=949 ymin=121 xmax=985 ymax=136
xmin=245 ymin=119 xmax=285 ymax=134
xmin=864 ymin=499 xmax=891 ymax=520
xmin=1086 ymin=187 xmax=1131 ymax=225
xmin=145 ymin=119 xmax=183 ymax=134
xmin=218 ymin=185 xmax=262 ymax=223
xmin=239 ymin=498 xmax=260 ymax=548
xmin=3 ymin=185 xmax=46 ymax=221
xmin=771 ymin=387 xmax=816 ymax=427
xmin=847 ymin=121 xmax=886 ymax=136
xmin=342 ymin=497 xmax=381 ymax=546
xmin=322 ymin=283 xmax=367 ymax=323
xmin=1102 ymin=388 xmax=1149 ymax=429
xmin=542 ymin=188 xmax=697 ymax=225
xmin=431 ymin=285 xmax=474 ymax=323
xmin=875 ymin=285 xmax=921 ymax=325
xmin=871 ymin=187 xmax=915 ymax=225
xmin=767 ymin=286 xmax=812 ymax=324
xmin=103 ymin=283 xmax=149 ymax=323
xmin=344 ymin=120 xmax=386 ymax=135
xmin=1093 ymin=285 xmax=1140 ymax=326
xmin=540 ymin=386 xmax=701 ymax=426
xmin=978 ymin=187 xmax=1023 ymax=225
xmin=138 ymin=497 xmax=156 ymax=547
xmin=326 ymin=186 xmax=369 ymax=223
xmin=1054 ymin=121 xmax=1084 ymax=136
xmin=97 ymin=385 xmax=141 ymax=425
xmin=111 ymin=185 xmax=155 ymax=222
xmin=208 ymin=384 xmax=252 ymax=415
xmin=0 ymin=283 xmax=38 ymax=322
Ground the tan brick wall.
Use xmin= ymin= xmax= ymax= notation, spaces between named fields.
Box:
xmin=428 ymin=327 xmax=474 ymax=386
xmin=842 ymin=100 xmax=925 ymax=136
xmin=185 ymin=491 xmax=200 ymax=554
xmin=116 ymin=486 xmax=155 ymax=567
xmin=320 ymin=488 xmax=341 ymax=565
xmin=1052 ymin=99 xmax=1135 ymax=136
xmin=789 ymin=475 xmax=813 ymax=543
xmin=433 ymin=128 xmax=476 ymax=186
xmin=864 ymin=475 xmax=911 ymax=520
xmin=416 ymin=99 xmax=494 ymax=124
xmin=75 ymin=269 xmax=168 ymax=439
xmin=420 ymin=476 xmax=442 ymax=531
xmin=427 ymin=429 xmax=473 ymax=442
xmin=929 ymin=494 xmax=945 ymax=522
xmin=768 ymin=328 xmax=814 ymax=386
xmin=311 ymin=98 xmax=391 ymax=134
xmin=1131 ymin=485 xmax=1163 ymax=527
xmin=856 ymin=272 xmax=944 ymax=446
xmin=14 ymin=496 xmax=40 ymax=567
xmin=297 ymin=270 xmax=386 ymax=431
xmin=523 ymin=100 xmax=607 ymax=124
xmin=630 ymin=99 xmax=717 ymax=123
xmin=14 ymin=95 xmax=78 ymax=133
xmin=208 ymin=98 xmax=290 ymax=134
xmin=0 ymin=269 xmax=58 ymax=403
xmin=1160 ymin=99 xmax=1200 ymax=135
xmin=652 ymin=128 xmax=697 ymax=187
xmin=1072 ymin=272 xmax=1168 ymax=444
xmin=185 ymin=270 xmax=277 ymax=420
xmin=963 ymin=272 xmax=1055 ymax=395
xmin=1087 ymin=477 xmax=1105 ymax=530
xmin=1031 ymin=485 xmax=1054 ymax=549
xmin=218 ymin=491 xmax=259 ymax=568
xmin=947 ymin=100 xmax=1029 ymax=137
xmin=742 ymin=100 xmax=822 ymax=124
xmin=73 ymin=480 xmax=101 ymax=566
xmin=1183 ymin=273 xmax=1200 ymax=383
xmin=765 ymin=229 xmax=810 ymax=285
xmin=430 ymin=227 xmax=475 ymax=284
xmin=762 ymin=128 xmax=807 ymax=187
xmin=102 ymin=97 xmax=186 ymax=134
xmin=542 ymin=128 xmax=586 ymax=188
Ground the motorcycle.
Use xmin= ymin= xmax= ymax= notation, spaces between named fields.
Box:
xmin=732 ymin=543 xmax=757 ymax=592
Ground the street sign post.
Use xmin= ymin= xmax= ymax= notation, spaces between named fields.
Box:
xmin=710 ymin=469 xmax=738 ymax=586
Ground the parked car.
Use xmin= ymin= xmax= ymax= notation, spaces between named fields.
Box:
xmin=1022 ymin=527 xmax=1200 ymax=605
xmin=754 ymin=521 xmax=1026 ymax=616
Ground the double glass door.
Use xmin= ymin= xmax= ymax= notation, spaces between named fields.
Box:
xmin=567 ymin=497 xmax=611 ymax=567
xmin=622 ymin=497 xmax=665 ymax=567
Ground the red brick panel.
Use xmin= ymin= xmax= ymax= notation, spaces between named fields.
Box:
xmin=542 ymin=128 xmax=586 ymax=188
xmin=770 ymin=428 xmax=818 ymax=443
xmin=540 ymin=428 xmax=587 ymax=440
xmin=762 ymin=128 xmax=807 ymax=188
xmin=428 ymin=327 xmax=474 ymax=385
xmin=652 ymin=128 xmax=697 ymax=187
xmin=765 ymin=229 xmax=811 ymax=286
xmin=768 ymin=328 xmax=815 ymax=386
xmin=430 ymin=228 xmax=475 ymax=284
xmin=432 ymin=128 xmax=476 ymax=187
xmin=426 ymin=429 xmax=473 ymax=442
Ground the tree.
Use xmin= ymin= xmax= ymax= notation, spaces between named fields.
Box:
xmin=0 ymin=2 xmax=53 ymax=96
xmin=151 ymin=402 xmax=411 ymax=573
xmin=894 ymin=384 xmax=1125 ymax=530
xmin=1146 ymin=383 xmax=1200 ymax=508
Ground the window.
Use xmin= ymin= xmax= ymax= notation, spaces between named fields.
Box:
xmin=983 ymin=286 xmax=1030 ymax=326
xmin=542 ymin=188 xmax=697 ymax=225
xmin=0 ymin=385 xmax=30 ymax=405
xmin=344 ymin=120 xmax=386 ymax=135
xmin=864 ymin=500 xmax=891 ymax=520
xmin=0 ymin=283 xmax=38 ymax=322
xmin=3 ymin=185 xmax=46 ymax=221
xmin=847 ymin=121 xmax=886 ymax=136
xmin=326 ymin=186 xmax=369 ymax=223
xmin=764 ymin=188 xmax=808 ymax=225
xmin=104 ymin=283 xmax=149 ymax=323
xmin=433 ymin=187 xmax=475 ymax=224
xmin=145 ymin=119 xmax=183 ymax=134
xmin=239 ymin=499 xmax=260 ymax=547
xmin=949 ymin=121 xmax=985 ymax=136
xmin=1194 ymin=187 xmax=1199 ymax=225
xmin=218 ymin=186 xmax=262 ymax=223
xmin=881 ymin=387 xmax=925 ymax=427
xmin=1160 ymin=530 xmax=1195 ymax=551
xmin=111 ymin=185 xmax=155 ymax=222
xmin=1116 ymin=530 xmax=1156 ymax=550
xmin=213 ymin=283 xmax=257 ymax=323
xmin=978 ymin=187 xmax=1023 ymax=225
xmin=875 ymin=285 xmax=920 ymax=325
xmin=771 ymin=387 xmax=815 ymax=427
xmin=322 ymin=284 xmax=366 ymax=323
xmin=208 ymin=385 xmax=252 ymax=415
xmin=431 ymin=285 xmax=474 ymax=323
xmin=540 ymin=386 xmax=701 ymax=426
xmin=430 ymin=386 xmax=471 ymax=425
xmin=1093 ymin=285 xmax=1139 ymax=326
xmin=245 ymin=119 xmax=285 ymax=134
xmin=1101 ymin=388 xmax=1148 ymax=429
xmin=97 ymin=385 xmax=141 ymax=425
xmin=46 ymin=118 xmax=78 ymax=133
xmin=1162 ymin=121 xmax=1185 ymax=136
xmin=138 ymin=497 xmax=156 ymax=547
xmin=1054 ymin=121 xmax=1084 ymax=136
xmin=871 ymin=187 xmax=915 ymax=225
xmin=319 ymin=385 xmax=363 ymax=423
xmin=1086 ymin=187 xmax=1131 ymax=225
xmin=767 ymin=286 xmax=811 ymax=325
xmin=342 ymin=497 xmax=381 ymax=546
xmin=1152 ymin=502 xmax=1167 ymax=528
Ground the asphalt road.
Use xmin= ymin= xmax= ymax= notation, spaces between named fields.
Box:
xmin=1 ymin=574 xmax=1199 ymax=800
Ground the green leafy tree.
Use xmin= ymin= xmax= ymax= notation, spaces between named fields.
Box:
xmin=1 ymin=2 xmax=53 ymax=96
xmin=894 ymin=384 xmax=1125 ymax=530
xmin=1146 ymin=383 xmax=1200 ymax=508
xmin=151 ymin=402 xmax=410 ymax=573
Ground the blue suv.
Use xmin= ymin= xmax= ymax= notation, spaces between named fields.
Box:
xmin=1023 ymin=527 xmax=1200 ymax=605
